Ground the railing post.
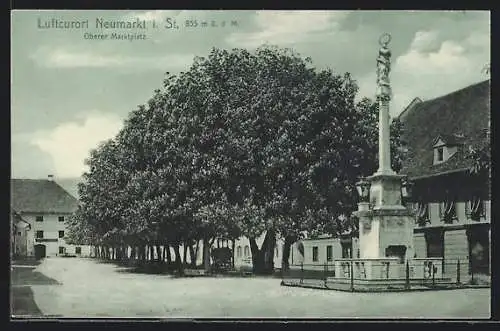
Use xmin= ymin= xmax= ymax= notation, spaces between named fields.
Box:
xmin=405 ymin=260 xmax=410 ymax=290
xmin=324 ymin=263 xmax=328 ymax=287
xmin=470 ymin=259 xmax=475 ymax=284
xmin=350 ymin=260 xmax=354 ymax=292
xmin=432 ymin=264 xmax=436 ymax=286
xmin=300 ymin=262 xmax=304 ymax=284
xmin=456 ymin=259 xmax=461 ymax=285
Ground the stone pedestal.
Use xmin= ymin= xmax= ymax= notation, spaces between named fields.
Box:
xmin=368 ymin=173 xmax=406 ymax=210
xmin=355 ymin=208 xmax=415 ymax=261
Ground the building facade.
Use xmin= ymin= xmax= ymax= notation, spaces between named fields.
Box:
xmin=11 ymin=177 xmax=92 ymax=259
xmin=398 ymin=80 xmax=491 ymax=276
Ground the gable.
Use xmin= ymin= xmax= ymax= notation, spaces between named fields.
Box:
xmin=433 ymin=138 xmax=446 ymax=148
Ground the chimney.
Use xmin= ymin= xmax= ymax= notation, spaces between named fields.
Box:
xmin=48 ymin=174 xmax=54 ymax=182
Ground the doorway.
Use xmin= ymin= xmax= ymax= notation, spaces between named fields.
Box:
xmin=467 ymin=225 xmax=490 ymax=275
xmin=34 ymin=244 xmax=46 ymax=260
xmin=425 ymin=228 xmax=444 ymax=257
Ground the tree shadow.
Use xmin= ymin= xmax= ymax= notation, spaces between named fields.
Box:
xmin=11 ymin=267 xmax=60 ymax=286
xmin=11 ymin=286 xmax=43 ymax=317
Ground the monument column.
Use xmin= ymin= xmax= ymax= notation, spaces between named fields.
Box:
xmin=354 ymin=33 xmax=415 ymax=263
xmin=375 ymin=36 xmax=395 ymax=177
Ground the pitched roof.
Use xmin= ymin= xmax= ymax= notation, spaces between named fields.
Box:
xmin=10 ymin=207 xmax=28 ymax=224
xmin=398 ymin=80 xmax=490 ymax=179
xmin=11 ymin=179 xmax=79 ymax=214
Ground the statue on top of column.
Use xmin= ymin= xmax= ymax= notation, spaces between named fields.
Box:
xmin=376 ymin=33 xmax=392 ymax=98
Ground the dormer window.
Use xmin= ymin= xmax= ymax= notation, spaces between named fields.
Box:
xmin=433 ymin=134 xmax=463 ymax=165
xmin=436 ymin=147 xmax=444 ymax=162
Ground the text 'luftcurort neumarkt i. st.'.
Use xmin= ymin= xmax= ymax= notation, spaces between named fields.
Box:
xmin=37 ymin=17 xmax=152 ymax=29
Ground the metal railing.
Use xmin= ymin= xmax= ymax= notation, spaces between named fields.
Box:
xmin=281 ymin=259 xmax=490 ymax=291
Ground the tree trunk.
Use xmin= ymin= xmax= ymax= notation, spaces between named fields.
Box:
xmin=203 ymin=237 xmax=212 ymax=272
xmin=140 ymin=245 xmax=146 ymax=261
xmin=231 ymin=239 xmax=236 ymax=269
xmin=183 ymin=243 xmax=188 ymax=265
xmin=281 ymin=236 xmax=296 ymax=271
xmin=194 ymin=240 xmax=200 ymax=266
xmin=157 ymin=245 xmax=162 ymax=262
xmin=174 ymin=244 xmax=184 ymax=276
xmin=166 ymin=245 xmax=172 ymax=264
xmin=188 ymin=244 xmax=196 ymax=267
xmin=249 ymin=238 xmax=262 ymax=273
xmin=264 ymin=232 xmax=276 ymax=273
xmin=250 ymin=230 xmax=276 ymax=275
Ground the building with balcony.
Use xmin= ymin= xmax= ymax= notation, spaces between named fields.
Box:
xmin=398 ymin=79 xmax=490 ymax=276
xmin=10 ymin=176 xmax=92 ymax=259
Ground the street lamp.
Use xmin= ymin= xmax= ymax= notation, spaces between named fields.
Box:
xmin=356 ymin=178 xmax=371 ymax=202
xmin=401 ymin=177 xmax=414 ymax=200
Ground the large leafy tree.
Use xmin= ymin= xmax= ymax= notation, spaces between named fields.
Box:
xmin=68 ymin=45 xmax=405 ymax=275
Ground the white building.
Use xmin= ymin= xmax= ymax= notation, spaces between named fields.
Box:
xmin=10 ymin=176 xmax=92 ymax=259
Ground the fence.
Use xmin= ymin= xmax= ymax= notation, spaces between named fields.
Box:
xmin=281 ymin=259 xmax=490 ymax=291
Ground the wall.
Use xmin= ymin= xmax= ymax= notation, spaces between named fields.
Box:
xmin=300 ymin=238 xmax=359 ymax=265
xmin=443 ymin=229 xmax=469 ymax=277
xmin=13 ymin=222 xmax=30 ymax=256
xmin=378 ymin=216 xmax=415 ymax=260
xmin=359 ymin=218 xmax=381 ymax=258
xmin=18 ymin=212 xmax=90 ymax=257
xmin=413 ymin=233 xmax=426 ymax=258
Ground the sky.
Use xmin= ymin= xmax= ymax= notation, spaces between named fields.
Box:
xmin=11 ymin=10 xmax=490 ymax=180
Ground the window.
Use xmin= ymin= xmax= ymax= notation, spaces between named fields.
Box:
xmin=312 ymin=246 xmax=318 ymax=262
xmin=416 ymin=202 xmax=430 ymax=226
xmin=36 ymin=231 xmax=44 ymax=239
xmin=341 ymin=242 xmax=352 ymax=258
xmin=244 ymin=245 xmax=250 ymax=257
xmin=58 ymin=216 xmax=65 ymax=222
xmin=17 ymin=232 xmax=21 ymax=236
xmin=467 ymin=197 xmax=485 ymax=221
xmin=75 ymin=247 xmax=82 ymax=254
xmin=236 ymin=246 xmax=242 ymax=258
xmin=59 ymin=247 xmax=65 ymax=254
xmin=442 ymin=199 xmax=457 ymax=224
xmin=326 ymin=245 xmax=333 ymax=261
xmin=436 ymin=147 xmax=444 ymax=162
xmin=58 ymin=231 xmax=65 ymax=238
xmin=36 ymin=216 xmax=44 ymax=222
xmin=275 ymin=247 xmax=279 ymax=258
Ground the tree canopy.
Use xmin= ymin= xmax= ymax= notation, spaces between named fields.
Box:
xmin=67 ymin=45 xmax=404 ymax=273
